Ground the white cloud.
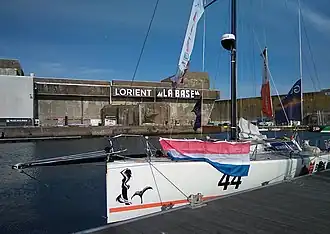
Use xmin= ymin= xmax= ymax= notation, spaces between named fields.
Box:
xmin=301 ymin=4 xmax=330 ymax=33
xmin=284 ymin=0 xmax=330 ymax=35
xmin=34 ymin=62 xmax=116 ymax=80
xmin=7 ymin=0 xmax=192 ymax=33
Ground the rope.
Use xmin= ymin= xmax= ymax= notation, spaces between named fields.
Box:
xmin=300 ymin=9 xmax=321 ymax=91
xmin=108 ymin=139 xmax=189 ymax=201
xmin=124 ymin=0 xmax=160 ymax=105
xmin=20 ymin=170 xmax=49 ymax=188
xmin=283 ymin=0 xmax=319 ymax=92
xmin=149 ymin=162 xmax=189 ymax=199
xmin=148 ymin=162 xmax=163 ymax=205
xmin=253 ymin=28 xmax=290 ymax=125
xmin=18 ymin=168 xmax=107 ymax=220
xmin=261 ymin=0 xmax=267 ymax=46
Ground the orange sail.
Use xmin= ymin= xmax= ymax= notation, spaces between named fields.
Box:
xmin=260 ymin=47 xmax=273 ymax=118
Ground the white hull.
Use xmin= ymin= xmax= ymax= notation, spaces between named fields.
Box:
xmin=271 ymin=128 xmax=282 ymax=131
xmin=258 ymin=128 xmax=268 ymax=132
xmin=106 ymin=153 xmax=330 ymax=223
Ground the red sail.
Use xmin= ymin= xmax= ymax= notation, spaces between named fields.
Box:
xmin=261 ymin=47 xmax=273 ymax=118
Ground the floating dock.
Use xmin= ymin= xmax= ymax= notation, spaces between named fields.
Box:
xmin=0 ymin=136 xmax=82 ymax=143
xmin=79 ymin=170 xmax=330 ymax=234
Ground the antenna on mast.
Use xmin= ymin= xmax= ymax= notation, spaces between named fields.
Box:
xmin=221 ymin=0 xmax=237 ymax=140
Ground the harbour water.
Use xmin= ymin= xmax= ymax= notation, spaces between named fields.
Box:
xmin=0 ymin=131 xmax=329 ymax=234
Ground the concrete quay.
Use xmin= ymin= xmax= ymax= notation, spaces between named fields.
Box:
xmin=0 ymin=125 xmax=199 ymax=142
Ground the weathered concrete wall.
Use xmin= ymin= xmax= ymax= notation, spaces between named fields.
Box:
xmin=38 ymin=97 xmax=109 ymax=126
xmin=35 ymin=78 xmax=110 ymax=97
xmin=139 ymin=103 xmax=170 ymax=125
xmin=33 ymin=73 xmax=220 ymax=126
xmin=160 ymin=71 xmax=210 ymax=89
xmin=101 ymin=105 xmax=139 ymax=126
xmin=210 ymin=90 xmax=330 ymax=124
xmin=38 ymin=99 xmax=82 ymax=125
xmin=83 ymin=99 xmax=109 ymax=120
xmin=0 ymin=59 xmax=24 ymax=76
xmin=101 ymin=100 xmax=214 ymax=127
xmin=169 ymin=101 xmax=213 ymax=126
xmin=113 ymin=71 xmax=210 ymax=89
xmin=178 ymin=72 xmax=210 ymax=89
xmin=117 ymin=105 xmax=139 ymax=126
xmin=0 ymin=126 xmax=198 ymax=138
xmin=0 ymin=68 xmax=17 ymax=76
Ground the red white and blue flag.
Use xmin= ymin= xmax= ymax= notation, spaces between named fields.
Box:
xmin=159 ymin=138 xmax=251 ymax=177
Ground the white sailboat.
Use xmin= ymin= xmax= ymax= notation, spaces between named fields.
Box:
xmin=12 ymin=0 xmax=330 ymax=227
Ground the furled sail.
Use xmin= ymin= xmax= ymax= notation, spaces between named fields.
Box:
xmin=171 ymin=0 xmax=205 ymax=87
xmin=275 ymin=79 xmax=302 ymax=125
xmin=159 ymin=138 xmax=251 ymax=177
xmin=261 ymin=47 xmax=273 ymax=118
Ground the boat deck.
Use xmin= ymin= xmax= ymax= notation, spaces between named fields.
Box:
xmin=110 ymin=150 xmax=330 ymax=164
xmin=78 ymin=169 xmax=330 ymax=234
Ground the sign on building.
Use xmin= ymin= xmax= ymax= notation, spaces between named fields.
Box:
xmin=156 ymin=88 xmax=200 ymax=99
xmin=112 ymin=86 xmax=201 ymax=99
xmin=112 ymin=87 xmax=154 ymax=98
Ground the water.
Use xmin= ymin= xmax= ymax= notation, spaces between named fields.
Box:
xmin=0 ymin=132 xmax=329 ymax=234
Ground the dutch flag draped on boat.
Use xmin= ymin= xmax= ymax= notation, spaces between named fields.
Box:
xmin=159 ymin=138 xmax=251 ymax=177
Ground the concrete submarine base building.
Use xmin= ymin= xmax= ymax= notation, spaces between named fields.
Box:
xmin=1 ymin=59 xmax=329 ymax=128
xmin=0 ymin=59 xmax=219 ymax=128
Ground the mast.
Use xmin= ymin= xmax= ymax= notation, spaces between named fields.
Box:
xmin=221 ymin=0 xmax=237 ymax=140
xmin=298 ymin=0 xmax=303 ymax=123
xmin=201 ymin=0 xmax=206 ymax=137
xmin=230 ymin=0 xmax=237 ymax=140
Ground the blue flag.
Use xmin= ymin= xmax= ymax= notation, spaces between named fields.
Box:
xmin=275 ymin=79 xmax=302 ymax=125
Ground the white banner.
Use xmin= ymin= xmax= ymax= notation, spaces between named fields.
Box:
xmin=171 ymin=0 xmax=205 ymax=86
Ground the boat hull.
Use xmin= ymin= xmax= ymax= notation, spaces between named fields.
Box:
xmin=308 ymin=125 xmax=330 ymax=133
xmin=201 ymin=125 xmax=226 ymax=133
xmin=106 ymin=153 xmax=330 ymax=223
xmin=321 ymin=126 xmax=330 ymax=133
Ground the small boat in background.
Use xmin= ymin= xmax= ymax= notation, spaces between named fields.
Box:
xmin=321 ymin=126 xmax=330 ymax=133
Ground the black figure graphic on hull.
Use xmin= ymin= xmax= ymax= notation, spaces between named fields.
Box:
xmin=131 ymin=186 xmax=153 ymax=204
xmin=116 ymin=168 xmax=153 ymax=205
xmin=116 ymin=168 xmax=132 ymax=205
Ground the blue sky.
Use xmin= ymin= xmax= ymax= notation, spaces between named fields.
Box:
xmin=0 ymin=0 xmax=329 ymax=99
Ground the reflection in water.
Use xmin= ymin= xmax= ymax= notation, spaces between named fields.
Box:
xmin=0 ymin=138 xmax=108 ymax=234
xmin=0 ymin=142 xmax=41 ymax=234
xmin=0 ymin=132 xmax=328 ymax=234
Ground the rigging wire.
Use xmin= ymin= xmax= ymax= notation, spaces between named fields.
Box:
xmin=300 ymin=9 xmax=321 ymax=91
xmin=283 ymin=0 xmax=318 ymax=92
xmin=252 ymin=27 xmax=257 ymax=98
xmin=201 ymin=0 xmax=207 ymax=138
xmin=149 ymin=162 xmax=189 ymax=199
xmin=148 ymin=162 xmax=164 ymax=205
xmin=206 ymin=46 xmax=223 ymax=125
xmin=261 ymin=0 xmax=267 ymax=47
xmin=253 ymin=28 xmax=290 ymax=125
xmin=18 ymin=168 xmax=108 ymax=220
xmin=124 ymin=0 xmax=160 ymax=105
xmin=283 ymin=0 xmax=322 ymax=121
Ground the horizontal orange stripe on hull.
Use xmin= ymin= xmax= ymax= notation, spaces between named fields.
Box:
xmin=109 ymin=195 xmax=219 ymax=213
